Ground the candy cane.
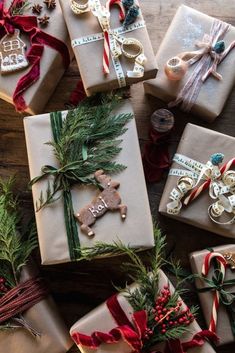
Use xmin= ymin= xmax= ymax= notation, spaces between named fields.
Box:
xmin=202 ymin=252 xmax=227 ymax=333
xmin=184 ymin=158 xmax=235 ymax=205
xmin=103 ymin=0 xmax=126 ymax=74
xmin=106 ymin=0 xmax=126 ymax=20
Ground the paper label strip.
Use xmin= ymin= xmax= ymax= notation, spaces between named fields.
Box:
xmin=71 ymin=20 xmax=146 ymax=48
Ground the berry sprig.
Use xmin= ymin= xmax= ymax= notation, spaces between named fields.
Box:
xmin=151 ymin=285 xmax=194 ymax=336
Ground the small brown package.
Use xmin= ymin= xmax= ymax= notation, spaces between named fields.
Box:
xmin=159 ymin=123 xmax=235 ymax=239
xmin=190 ymin=244 xmax=235 ymax=345
xmin=0 ymin=262 xmax=73 ymax=353
xmin=24 ymin=100 xmax=154 ymax=265
xmin=144 ymin=5 xmax=235 ymax=122
xmin=59 ymin=0 xmax=158 ymax=96
xmin=70 ymin=270 xmax=216 ymax=353
xmin=0 ymin=0 xmax=72 ymax=114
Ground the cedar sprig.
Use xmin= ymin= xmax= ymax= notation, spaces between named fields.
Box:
xmin=0 ymin=177 xmax=38 ymax=288
xmin=31 ymin=93 xmax=133 ymax=211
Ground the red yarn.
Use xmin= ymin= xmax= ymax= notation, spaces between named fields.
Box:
xmin=0 ymin=277 xmax=48 ymax=323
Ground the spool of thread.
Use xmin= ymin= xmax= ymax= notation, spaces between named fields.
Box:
xmin=151 ymin=109 xmax=174 ymax=133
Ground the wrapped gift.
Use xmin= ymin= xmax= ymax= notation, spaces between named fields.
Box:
xmin=190 ymin=245 xmax=235 ymax=345
xmin=70 ymin=270 xmax=216 ymax=353
xmin=59 ymin=0 xmax=158 ymax=96
xmin=24 ymin=99 xmax=154 ymax=265
xmin=0 ymin=263 xmax=73 ymax=353
xmin=159 ymin=123 xmax=235 ymax=238
xmin=144 ymin=5 xmax=235 ymax=122
xmin=0 ymin=0 xmax=71 ymax=114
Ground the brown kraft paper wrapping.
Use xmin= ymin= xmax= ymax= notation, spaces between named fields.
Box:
xmin=190 ymin=244 xmax=235 ymax=345
xmin=0 ymin=0 xmax=72 ymax=115
xmin=70 ymin=269 xmax=216 ymax=353
xmin=59 ymin=0 xmax=158 ymax=96
xmin=159 ymin=123 xmax=235 ymax=239
xmin=144 ymin=5 xmax=235 ymax=122
xmin=0 ymin=261 xmax=73 ymax=353
xmin=23 ymin=100 xmax=154 ymax=265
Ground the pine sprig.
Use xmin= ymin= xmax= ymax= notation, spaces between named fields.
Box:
xmin=31 ymin=93 xmax=133 ymax=211
xmin=0 ymin=178 xmax=38 ymax=287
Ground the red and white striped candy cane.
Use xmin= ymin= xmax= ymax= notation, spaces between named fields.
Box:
xmin=184 ymin=158 xmax=235 ymax=205
xmin=103 ymin=0 xmax=126 ymax=74
xmin=202 ymin=251 xmax=227 ymax=333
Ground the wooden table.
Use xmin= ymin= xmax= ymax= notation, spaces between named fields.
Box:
xmin=1 ymin=1 xmax=235 ymax=352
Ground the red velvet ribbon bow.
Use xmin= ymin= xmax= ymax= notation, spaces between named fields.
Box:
xmin=72 ymin=294 xmax=148 ymax=353
xmin=0 ymin=0 xmax=70 ymax=112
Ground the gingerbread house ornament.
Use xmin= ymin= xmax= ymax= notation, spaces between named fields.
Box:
xmin=0 ymin=29 xmax=29 ymax=74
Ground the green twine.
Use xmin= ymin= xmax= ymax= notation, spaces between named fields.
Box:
xmin=50 ymin=112 xmax=81 ymax=260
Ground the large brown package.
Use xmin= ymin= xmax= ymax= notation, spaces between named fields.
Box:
xmin=24 ymin=100 xmax=154 ymax=265
xmin=59 ymin=0 xmax=158 ymax=96
xmin=144 ymin=5 xmax=235 ymax=122
xmin=159 ymin=123 xmax=235 ymax=238
xmin=70 ymin=270 xmax=216 ymax=353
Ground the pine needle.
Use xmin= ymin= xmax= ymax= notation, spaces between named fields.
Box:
xmin=0 ymin=178 xmax=38 ymax=287
xmin=31 ymin=93 xmax=133 ymax=211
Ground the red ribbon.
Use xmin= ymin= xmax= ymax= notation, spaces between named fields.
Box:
xmin=72 ymin=294 xmax=218 ymax=353
xmin=72 ymin=294 xmax=147 ymax=353
xmin=163 ymin=330 xmax=218 ymax=353
xmin=142 ymin=128 xmax=171 ymax=183
xmin=0 ymin=0 xmax=70 ymax=112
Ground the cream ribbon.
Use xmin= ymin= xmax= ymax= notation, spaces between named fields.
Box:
xmin=70 ymin=0 xmax=147 ymax=85
xmin=167 ymin=154 xmax=235 ymax=225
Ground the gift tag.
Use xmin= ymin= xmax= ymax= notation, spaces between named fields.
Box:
xmin=75 ymin=170 xmax=127 ymax=237
xmin=0 ymin=29 xmax=29 ymax=75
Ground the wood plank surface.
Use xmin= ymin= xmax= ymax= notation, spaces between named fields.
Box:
xmin=1 ymin=1 xmax=235 ymax=352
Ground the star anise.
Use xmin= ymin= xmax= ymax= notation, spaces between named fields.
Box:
xmin=38 ymin=15 xmax=50 ymax=26
xmin=43 ymin=0 xmax=56 ymax=9
xmin=32 ymin=4 xmax=43 ymax=14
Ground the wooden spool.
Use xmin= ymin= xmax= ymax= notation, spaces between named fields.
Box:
xmin=151 ymin=109 xmax=174 ymax=133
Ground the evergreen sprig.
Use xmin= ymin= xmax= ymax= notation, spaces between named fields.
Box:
xmin=31 ymin=93 xmax=133 ymax=212
xmin=0 ymin=178 xmax=38 ymax=288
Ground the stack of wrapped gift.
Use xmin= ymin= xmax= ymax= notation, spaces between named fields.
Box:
xmin=0 ymin=0 xmax=72 ymax=114
xmin=144 ymin=5 xmax=235 ymax=122
xmin=190 ymin=244 xmax=235 ymax=346
xmin=159 ymin=123 xmax=235 ymax=238
xmin=70 ymin=270 xmax=216 ymax=353
xmin=24 ymin=99 xmax=155 ymax=265
xmin=59 ymin=0 xmax=158 ymax=95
